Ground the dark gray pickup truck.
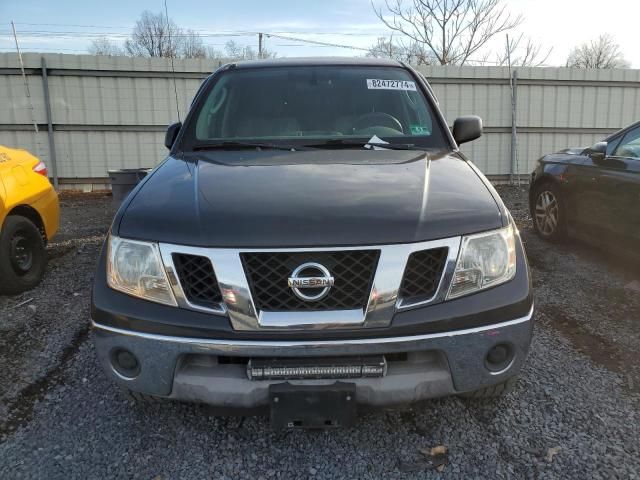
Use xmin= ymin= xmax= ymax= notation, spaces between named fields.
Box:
xmin=91 ymin=58 xmax=533 ymax=428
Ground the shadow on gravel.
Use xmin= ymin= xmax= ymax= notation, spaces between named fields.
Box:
xmin=0 ymin=323 xmax=91 ymax=439
xmin=537 ymin=305 xmax=640 ymax=382
xmin=537 ymin=306 xmax=638 ymax=393
xmin=497 ymin=185 xmax=640 ymax=395
xmin=0 ymin=193 xmax=113 ymax=437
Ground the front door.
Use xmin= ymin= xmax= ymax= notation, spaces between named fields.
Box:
xmin=600 ymin=126 xmax=640 ymax=247
xmin=572 ymin=125 xmax=640 ymax=249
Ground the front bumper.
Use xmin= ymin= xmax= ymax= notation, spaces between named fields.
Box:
xmin=93 ymin=305 xmax=533 ymax=408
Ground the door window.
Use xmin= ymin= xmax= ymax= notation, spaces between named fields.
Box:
xmin=612 ymin=126 xmax=640 ymax=159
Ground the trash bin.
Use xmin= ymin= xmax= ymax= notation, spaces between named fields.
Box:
xmin=108 ymin=168 xmax=151 ymax=205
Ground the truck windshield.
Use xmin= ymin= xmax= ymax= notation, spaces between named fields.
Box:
xmin=184 ymin=65 xmax=449 ymax=150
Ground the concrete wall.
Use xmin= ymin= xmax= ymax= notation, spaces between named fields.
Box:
xmin=1 ymin=53 xmax=640 ymax=188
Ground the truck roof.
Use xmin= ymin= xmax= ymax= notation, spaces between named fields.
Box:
xmin=228 ymin=56 xmax=404 ymax=69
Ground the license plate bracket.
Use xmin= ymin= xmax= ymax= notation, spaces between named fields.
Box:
xmin=269 ymin=382 xmax=357 ymax=429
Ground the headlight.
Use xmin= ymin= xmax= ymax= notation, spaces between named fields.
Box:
xmin=106 ymin=235 xmax=177 ymax=306
xmin=447 ymin=224 xmax=517 ymax=299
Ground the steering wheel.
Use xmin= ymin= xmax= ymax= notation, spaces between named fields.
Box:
xmin=354 ymin=112 xmax=403 ymax=134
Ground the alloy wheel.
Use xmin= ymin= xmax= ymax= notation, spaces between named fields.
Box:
xmin=535 ymin=190 xmax=559 ymax=236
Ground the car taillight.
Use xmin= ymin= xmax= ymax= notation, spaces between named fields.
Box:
xmin=33 ymin=161 xmax=48 ymax=177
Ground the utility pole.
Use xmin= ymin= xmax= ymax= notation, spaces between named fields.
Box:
xmin=41 ymin=57 xmax=59 ymax=189
xmin=11 ymin=21 xmax=38 ymax=136
xmin=506 ymin=34 xmax=519 ymax=186
xmin=12 ymin=20 xmax=46 ymax=170
xmin=512 ymin=69 xmax=519 ymax=186
xmin=258 ymin=33 xmax=263 ymax=59
xmin=164 ymin=0 xmax=180 ymax=122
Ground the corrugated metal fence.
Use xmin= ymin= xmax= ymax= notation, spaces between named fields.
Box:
xmin=2 ymin=53 xmax=640 ymax=189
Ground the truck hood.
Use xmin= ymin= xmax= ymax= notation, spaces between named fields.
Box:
xmin=117 ymin=149 xmax=503 ymax=247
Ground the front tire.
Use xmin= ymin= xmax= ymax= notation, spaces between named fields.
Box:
xmin=0 ymin=215 xmax=47 ymax=295
xmin=531 ymin=182 xmax=566 ymax=241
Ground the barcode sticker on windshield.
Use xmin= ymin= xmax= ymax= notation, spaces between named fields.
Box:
xmin=367 ymin=79 xmax=417 ymax=91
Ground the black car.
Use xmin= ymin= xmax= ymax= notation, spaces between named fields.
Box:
xmin=529 ymin=121 xmax=640 ymax=252
xmin=91 ymin=58 xmax=533 ymax=428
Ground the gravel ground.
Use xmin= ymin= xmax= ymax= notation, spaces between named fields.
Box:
xmin=1 ymin=187 xmax=639 ymax=479
xmin=0 ymin=193 xmax=112 ymax=425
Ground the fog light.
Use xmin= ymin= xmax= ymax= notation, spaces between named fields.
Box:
xmin=485 ymin=343 xmax=513 ymax=372
xmin=111 ymin=348 xmax=140 ymax=378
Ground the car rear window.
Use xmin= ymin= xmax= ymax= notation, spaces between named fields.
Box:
xmin=183 ymin=65 xmax=448 ymax=149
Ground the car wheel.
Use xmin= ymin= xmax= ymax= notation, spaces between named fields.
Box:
xmin=459 ymin=376 xmax=518 ymax=399
xmin=0 ymin=215 xmax=47 ymax=295
xmin=532 ymin=183 xmax=566 ymax=241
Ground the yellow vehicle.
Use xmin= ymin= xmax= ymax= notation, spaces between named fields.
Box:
xmin=0 ymin=145 xmax=59 ymax=294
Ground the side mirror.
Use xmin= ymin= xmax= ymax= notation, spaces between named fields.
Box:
xmin=586 ymin=141 xmax=607 ymax=160
xmin=164 ymin=122 xmax=182 ymax=150
xmin=453 ymin=116 xmax=483 ymax=145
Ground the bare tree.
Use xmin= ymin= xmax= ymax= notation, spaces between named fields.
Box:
xmin=566 ymin=34 xmax=629 ymax=69
xmin=366 ymin=36 xmax=436 ymax=65
xmin=124 ymin=10 xmax=182 ymax=58
xmin=181 ymin=29 xmax=207 ymax=58
xmin=88 ymin=10 xmax=279 ymax=60
xmin=88 ymin=37 xmax=124 ymax=56
xmin=224 ymin=40 xmax=276 ymax=60
xmin=205 ymin=46 xmax=224 ymax=59
xmin=224 ymin=40 xmax=251 ymax=59
xmin=495 ymin=33 xmax=551 ymax=67
xmin=372 ymin=0 xmax=522 ymax=65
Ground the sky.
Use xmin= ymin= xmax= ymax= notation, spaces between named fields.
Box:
xmin=1 ymin=0 xmax=639 ymax=67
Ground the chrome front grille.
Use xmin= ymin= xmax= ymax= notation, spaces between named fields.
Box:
xmin=158 ymin=237 xmax=460 ymax=331
xmin=240 ymin=250 xmax=379 ymax=312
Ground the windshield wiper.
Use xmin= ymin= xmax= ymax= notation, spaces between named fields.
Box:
xmin=304 ymin=139 xmax=425 ymax=150
xmin=193 ymin=141 xmax=310 ymax=152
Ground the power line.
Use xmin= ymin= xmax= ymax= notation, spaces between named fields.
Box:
xmin=0 ymin=30 xmax=373 ymax=53
xmin=273 ymin=31 xmax=387 ymax=36
xmin=265 ymin=33 xmax=369 ymax=51
xmin=9 ymin=22 xmax=389 ymax=36
xmin=0 ymin=31 xmax=254 ymax=38
xmin=273 ymin=44 xmax=345 ymax=48
xmin=0 ymin=30 xmax=382 ymax=41
xmin=0 ymin=47 xmax=90 ymax=52
xmin=13 ymin=22 xmax=135 ymax=29
xmin=4 ymin=23 xmax=551 ymax=62
xmin=0 ymin=42 xmax=265 ymax=52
